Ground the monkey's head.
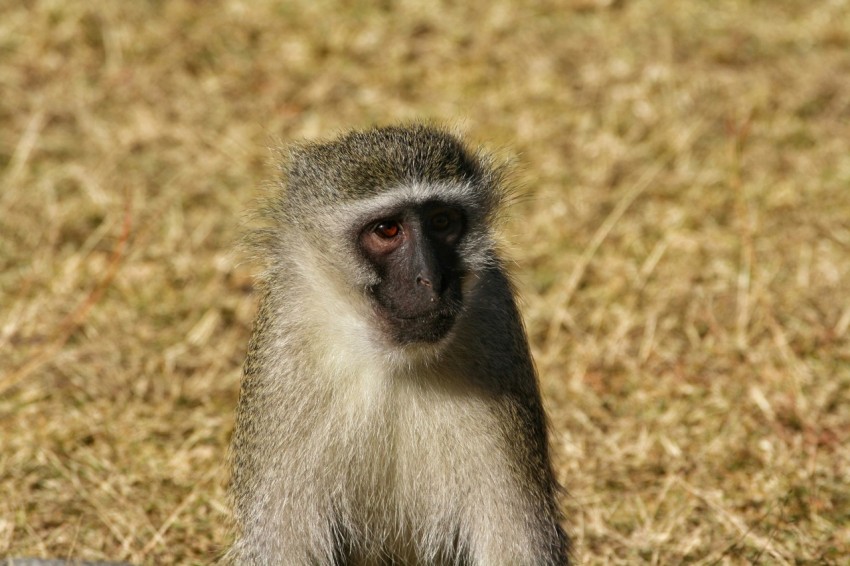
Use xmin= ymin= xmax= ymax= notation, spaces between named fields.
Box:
xmin=266 ymin=125 xmax=506 ymax=348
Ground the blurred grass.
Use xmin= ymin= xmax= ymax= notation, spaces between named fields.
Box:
xmin=1 ymin=0 xmax=849 ymax=564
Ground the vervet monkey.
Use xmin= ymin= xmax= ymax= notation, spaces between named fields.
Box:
xmin=227 ymin=125 xmax=569 ymax=565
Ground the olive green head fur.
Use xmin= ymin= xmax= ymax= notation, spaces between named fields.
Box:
xmin=286 ymin=124 xmax=500 ymax=202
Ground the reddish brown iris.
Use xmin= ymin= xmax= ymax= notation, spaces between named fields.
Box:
xmin=376 ymin=221 xmax=400 ymax=238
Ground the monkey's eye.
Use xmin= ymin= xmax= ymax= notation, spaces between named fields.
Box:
xmin=428 ymin=208 xmax=462 ymax=238
xmin=375 ymin=221 xmax=401 ymax=239
xmin=431 ymin=213 xmax=450 ymax=231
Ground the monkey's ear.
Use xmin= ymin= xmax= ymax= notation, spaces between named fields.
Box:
xmin=272 ymin=142 xmax=327 ymax=209
xmin=464 ymin=147 xmax=512 ymax=224
xmin=277 ymin=143 xmax=311 ymax=182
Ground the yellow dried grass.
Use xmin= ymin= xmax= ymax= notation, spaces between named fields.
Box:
xmin=2 ymin=1 xmax=849 ymax=563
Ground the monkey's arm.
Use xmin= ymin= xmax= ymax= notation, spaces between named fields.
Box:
xmin=458 ymin=268 xmax=570 ymax=565
xmin=226 ymin=291 xmax=343 ymax=565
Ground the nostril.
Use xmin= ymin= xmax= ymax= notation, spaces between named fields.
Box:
xmin=416 ymin=275 xmax=433 ymax=288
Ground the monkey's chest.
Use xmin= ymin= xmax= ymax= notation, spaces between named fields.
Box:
xmin=328 ymin=383 xmax=499 ymax=516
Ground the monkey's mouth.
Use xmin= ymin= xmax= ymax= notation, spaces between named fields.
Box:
xmin=394 ymin=306 xmax=458 ymax=322
xmin=377 ymin=304 xmax=461 ymax=345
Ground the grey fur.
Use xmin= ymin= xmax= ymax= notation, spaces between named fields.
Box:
xmin=227 ymin=125 xmax=569 ymax=565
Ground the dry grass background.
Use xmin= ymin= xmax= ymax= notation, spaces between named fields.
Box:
xmin=1 ymin=0 xmax=849 ymax=564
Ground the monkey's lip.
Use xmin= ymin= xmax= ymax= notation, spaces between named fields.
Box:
xmin=388 ymin=306 xmax=460 ymax=322
xmin=394 ymin=311 xmax=451 ymax=321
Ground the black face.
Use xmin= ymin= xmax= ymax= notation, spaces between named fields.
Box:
xmin=359 ymin=201 xmax=466 ymax=345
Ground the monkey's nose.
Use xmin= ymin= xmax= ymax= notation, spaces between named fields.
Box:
xmin=415 ymin=274 xmax=441 ymax=303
